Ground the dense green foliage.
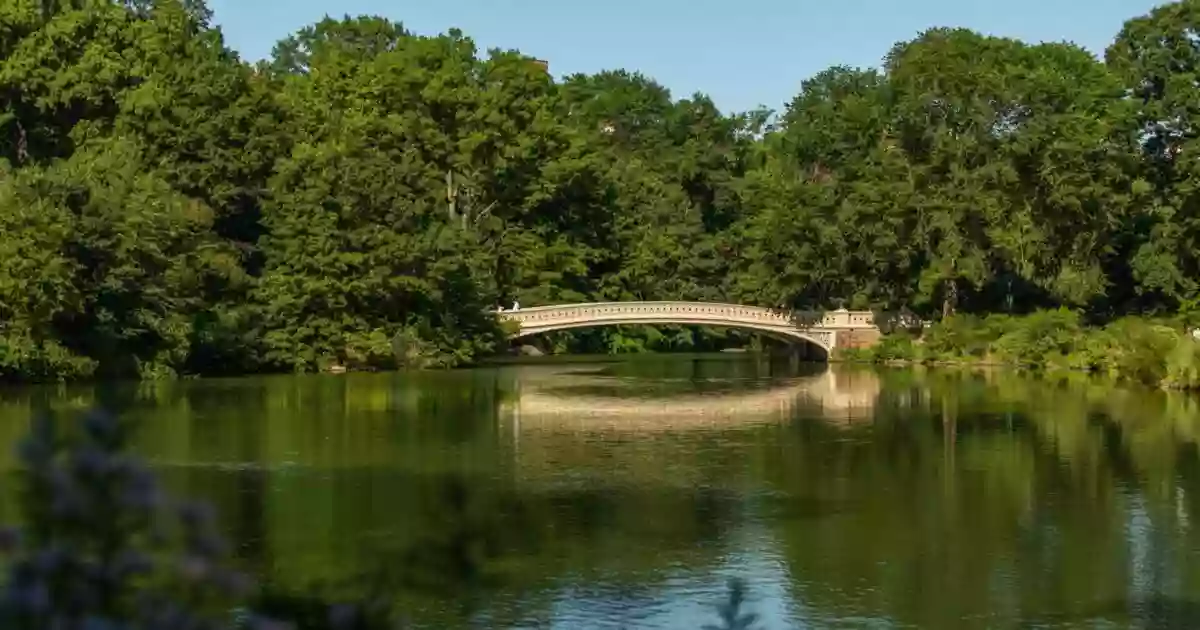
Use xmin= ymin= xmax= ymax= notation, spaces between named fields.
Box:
xmin=848 ymin=310 xmax=1200 ymax=389
xmin=5 ymin=0 xmax=1200 ymax=379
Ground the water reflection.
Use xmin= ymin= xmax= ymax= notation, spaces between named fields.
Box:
xmin=500 ymin=364 xmax=880 ymax=431
xmin=3 ymin=361 xmax=1200 ymax=627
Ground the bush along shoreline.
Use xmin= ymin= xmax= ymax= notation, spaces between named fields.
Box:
xmin=840 ymin=310 xmax=1200 ymax=390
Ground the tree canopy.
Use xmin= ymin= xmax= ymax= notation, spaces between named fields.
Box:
xmin=2 ymin=0 xmax=1198 ymax=380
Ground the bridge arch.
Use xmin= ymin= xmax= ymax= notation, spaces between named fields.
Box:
xmin=511 ymin=319 xmax=833 ymax=358
xmin=497 ymin=301 xmax=878 ymax=360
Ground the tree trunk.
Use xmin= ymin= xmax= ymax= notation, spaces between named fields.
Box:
xmin=941 ymin=278 xmax=958 ymax=319
xmin=15 ymin=120 xmax=27 ymax=165
xmin=446 ymin=170 xmax=457 ymax=222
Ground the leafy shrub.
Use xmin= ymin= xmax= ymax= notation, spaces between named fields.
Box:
xmin=860 ymin=311 xmax=1200 ymax=390
xmin=0 ymin=332 xmax=97 ymax=382
xmin=988 ymin=309 xmax=1084 ymax=367
xmin=920 ymin=314 xmax=994 ymax=360
xmin=866 ymin=332 xmax=917 ymax=361
xmin=1084 ymin=318 xmax=1179 ymax=384
xmin=1164 ymin=336 xmax=1200 ymax=390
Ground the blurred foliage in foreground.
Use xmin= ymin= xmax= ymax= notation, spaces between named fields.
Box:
xmin=0 ymin=409 xmax=762 ymax=629
xmin=0 ymin=410 xmax=402 ymax=629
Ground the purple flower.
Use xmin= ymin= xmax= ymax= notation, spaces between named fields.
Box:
xmin=118 ymin=469 xmax=161 ymax=511
xmin=107 ymin=549 xmax=153 ymax=582
xmin=82 ymin=410 xmax=121 ymax=444
xmin=16 ymin=437 xmax=51 ymax=467
xmin=72 ymin=446 xmax=109 ymax=478
xmin=250 ymin=616 xmax=295 ymax=630
xmin=0 ymin=408 xmax=419 ymax=630
xmin=81 ymin=615 xmax=124 ymax=630
xmin=0 ymin=527 xmax=18 ymax=553
xmin=187 ymin=530 xmax=229 ymax=558
xmin=32 ymin=548 xmax=66 ymax=574
xmin=178 ymin=502 xmax=216 ymax=528
xmin=177 ymin=555 xmax=211 ymax=582
xmin=23 ymin=581 xmax=50 ymax=614
xmin=215 ymin=570 xmax=256 ymax=597
xmin=329 ymin=603 xmax=359 ymax=629
xmin=49 ymin=492 xmax=84 ymax=520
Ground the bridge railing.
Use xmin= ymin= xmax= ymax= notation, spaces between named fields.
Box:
xmin=495 ymin=302 xmax=875 ymax=329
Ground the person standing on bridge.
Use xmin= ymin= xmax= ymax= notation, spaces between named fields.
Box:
xmin=512 ymin=299 xmax=520 ymax=311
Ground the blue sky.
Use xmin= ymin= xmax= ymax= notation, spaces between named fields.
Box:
xmin=208 ymin=0 xmax=1167 ymax=113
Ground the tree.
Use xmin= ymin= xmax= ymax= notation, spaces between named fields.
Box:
xmin=0 ymin=138 xmax=241 ymax=379
xmin=3 ymin=0 xmax=1200 ymax=380
xmin=1107 ymin=0 xmax=1200 ymax=308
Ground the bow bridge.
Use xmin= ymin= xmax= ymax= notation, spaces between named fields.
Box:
xmin=496 ymin=302 xmax=880 ymax=358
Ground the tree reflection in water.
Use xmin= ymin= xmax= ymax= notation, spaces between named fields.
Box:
xmin=5 ymin=364 xmax=1200 ymax=627
xmin=0 ymin=411 xmax=769 ymax=628
xmin=703 ymin=579 xmax=760 ymax=630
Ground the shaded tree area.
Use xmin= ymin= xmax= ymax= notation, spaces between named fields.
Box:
xmin=2 ymin=0 xmax=1199 ymax=380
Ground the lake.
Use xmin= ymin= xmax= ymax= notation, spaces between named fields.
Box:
xmin=2 ymin=355 xmax=1200 ymax=628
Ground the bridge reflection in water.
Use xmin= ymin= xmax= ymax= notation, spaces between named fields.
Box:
xmin=495 ymin=364 xmax=881 ymax=492
xmin=498 ymin=365 xmax=881 ymax=432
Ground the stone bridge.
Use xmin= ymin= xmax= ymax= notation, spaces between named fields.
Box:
xmin=496 ymin=301 xmax=879 ymax=357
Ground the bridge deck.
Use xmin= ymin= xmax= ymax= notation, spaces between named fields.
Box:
xmin=496 ymin=301 xmax=878 ymax=353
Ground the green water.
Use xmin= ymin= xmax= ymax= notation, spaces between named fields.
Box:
xmin=3 ymin=355 xmax=1200 ymax=628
